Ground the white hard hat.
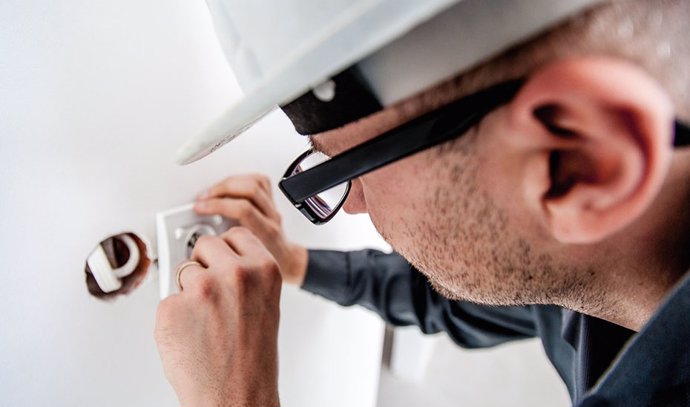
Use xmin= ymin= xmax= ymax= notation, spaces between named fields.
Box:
xmin=176 ymin=0 xmax=603 ymax=165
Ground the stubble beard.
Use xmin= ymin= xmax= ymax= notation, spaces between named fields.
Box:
xmin=376 ymin=139 xmax=591 ymax=307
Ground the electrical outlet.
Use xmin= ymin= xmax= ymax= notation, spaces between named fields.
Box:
xmin=156 ymin=204 xmax=236 ymax=298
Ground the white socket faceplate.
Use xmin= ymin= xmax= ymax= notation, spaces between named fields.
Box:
xmin=156 ymin=204 xmax=236 ymax=298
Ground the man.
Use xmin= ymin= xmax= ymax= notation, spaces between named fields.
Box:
xmin=154 ymin=1 xmax=690 ymax=406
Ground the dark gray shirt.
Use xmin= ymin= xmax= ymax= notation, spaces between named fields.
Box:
xmin=302 ymin=249 xmax=690 ymax=407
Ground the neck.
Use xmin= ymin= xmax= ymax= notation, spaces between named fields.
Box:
xmin=563 ymin=155 xmax=690 ymax=331
xmin=581 ymin=262 xmax=688 ymax=332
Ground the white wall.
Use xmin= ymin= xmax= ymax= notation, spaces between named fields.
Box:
xmin=0 ymin=1 xmax=385 ymax=406
xmin=379 ymin=329 xmax=570 ymax=407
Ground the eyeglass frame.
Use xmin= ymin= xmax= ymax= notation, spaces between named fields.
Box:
xmin=279 ymin=78 xmax=690 ymax=225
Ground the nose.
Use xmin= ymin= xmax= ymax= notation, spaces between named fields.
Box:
xmin=342 ymin=179 xmax=367 ymax=214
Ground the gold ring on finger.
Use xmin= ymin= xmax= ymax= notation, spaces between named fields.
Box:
xmin=175 ymin=260 xmax=202 ymax=292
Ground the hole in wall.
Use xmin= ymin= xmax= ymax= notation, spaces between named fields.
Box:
xmin=84 ymin=232 xmax=151 ymax=301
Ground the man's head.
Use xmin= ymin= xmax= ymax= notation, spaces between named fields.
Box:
xmin=310 ymin=0 xmax=690 ymax=321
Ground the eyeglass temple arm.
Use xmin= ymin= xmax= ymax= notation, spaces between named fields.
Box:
xmin=675 ymin=121 xmax=690 ymax=147
xmin=280 ymin=80 xmax=524 ymax=204
xmin=282 ymin=96 xmax=690 ymax=205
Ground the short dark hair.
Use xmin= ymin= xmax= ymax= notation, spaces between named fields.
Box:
xmin=393 ymin=0 xmax=690 ymax=124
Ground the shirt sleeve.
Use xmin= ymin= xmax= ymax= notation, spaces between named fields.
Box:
xmin=302 ymin=249 xmax=538 ymax=348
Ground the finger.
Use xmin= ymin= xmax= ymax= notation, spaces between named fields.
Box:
xmin=195 ymin=198 xmax=279 ymax=239
xmin=196 ymin=187 xmax=277 ymax=221
xmin=243 ymin=173 xmax=272 ymax=197
xmin=175 ymin=260 xmax=207 ymax=292
xmin=190 ymin=235 xmax=238 ymax=268
xmin=221 ymin=226 xmax=274 ymax=260
xmin=198 ymin=175 xmax=277 ymax=219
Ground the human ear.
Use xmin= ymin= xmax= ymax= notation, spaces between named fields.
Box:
xmin=505 ymin=57 xmax=674 ymax=243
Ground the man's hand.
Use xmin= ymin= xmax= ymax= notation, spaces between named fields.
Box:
xmin=154 ymin=227 xmax=282 ymax=407
xmin=194 ymin=174 xmax=308 ymax=285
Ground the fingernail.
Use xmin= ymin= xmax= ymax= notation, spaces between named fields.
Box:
xmin=193 ymin=201 xmax=206 ymax=210
xmin=197 ymin=190 xmax=209 ymax=200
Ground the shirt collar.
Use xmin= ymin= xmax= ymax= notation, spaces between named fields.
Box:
xmin=586 ymin=270 xmax=690 ymax=405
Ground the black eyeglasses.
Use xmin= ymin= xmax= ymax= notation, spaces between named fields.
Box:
xmin=279 ymin=79 xmax=690 ymax=225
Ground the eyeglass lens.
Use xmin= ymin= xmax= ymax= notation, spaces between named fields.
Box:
xmin=290 ymin=151 xmax=349 ymax=220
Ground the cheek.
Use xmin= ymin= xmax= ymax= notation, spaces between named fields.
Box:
xmin=360 ymin=155 xmax=433 ymax=234
xmin=475 ymin=118 xmax=538 ymax=238
xmin=342 ymin=180 xmax=366 ymax=214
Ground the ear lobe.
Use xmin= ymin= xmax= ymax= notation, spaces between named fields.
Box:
xmin=507 ymin=58 xmax=674 ymax=243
